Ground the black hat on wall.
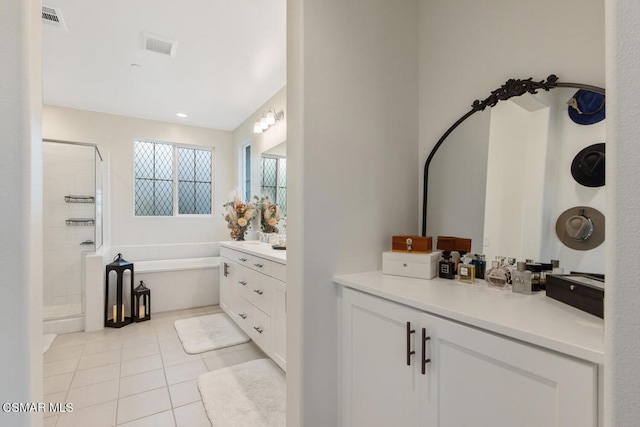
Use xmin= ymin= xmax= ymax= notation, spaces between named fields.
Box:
xmin=571 ymin=143 xmax=605 ymax=188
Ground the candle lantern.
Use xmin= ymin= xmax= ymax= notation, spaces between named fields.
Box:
xmin=105 ymin=253 xmax=134 ymax=328
xmin=133 ymin=281 xmax=151 ymax=322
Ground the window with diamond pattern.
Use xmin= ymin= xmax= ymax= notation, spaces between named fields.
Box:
xmin=134 ymin=141 xmax=213 ymax=216
xmin=261 ymin=156 xmax=286 ymax=216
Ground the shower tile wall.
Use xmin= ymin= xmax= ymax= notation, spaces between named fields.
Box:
xmin=43 ymin=143 xmax=96 ymax=316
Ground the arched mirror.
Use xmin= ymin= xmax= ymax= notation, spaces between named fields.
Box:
xmin=422 ymin=75 xmax=605 ymax=274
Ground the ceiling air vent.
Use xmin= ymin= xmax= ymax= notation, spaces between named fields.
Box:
xmin=42 ymin=5 xmax=67 ymax=30
xmin=143 ymin=33 xmax=178 ymax=57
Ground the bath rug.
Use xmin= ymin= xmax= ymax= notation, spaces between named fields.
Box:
xmin=174 ymin=313 xmax=250 ymax=354
xmin=43 ymin=334 xmax=57 ymax=353
xmin=198 ymin=358 xmax=285 ymax=427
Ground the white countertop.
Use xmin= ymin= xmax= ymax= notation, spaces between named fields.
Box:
xmin=334 ymin=270 xmax=604 ymax=364
xmin=220 ymin=240 xmax=286 ymax=264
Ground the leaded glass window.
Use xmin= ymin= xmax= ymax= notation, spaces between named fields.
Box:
xmin=261 ymin=156 xmax=286 ymax=215
xmin=134 ymin=141 xmax=213 ymax=216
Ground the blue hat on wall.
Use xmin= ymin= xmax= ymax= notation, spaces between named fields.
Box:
xmin=567 ymin=90 xmax=605 ymax=125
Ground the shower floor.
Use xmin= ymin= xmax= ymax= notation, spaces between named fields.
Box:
xmin=43 ymin=302 xmax=82 ymax=320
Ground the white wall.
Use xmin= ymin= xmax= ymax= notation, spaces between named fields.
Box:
xmin=419 ymin=0 xmax=605 ymax=255
xmin=42 ymin=106 xmax=235 ymax=249
xmin=0 ymin=0 xmax=43 ymax=426
xmin=232 ymin=86 xmax=287 ymax=238
xmin=288 ymin=0 xmax=419 ymax=425
xmin=605 ymin=0 xmax=640 ymax=424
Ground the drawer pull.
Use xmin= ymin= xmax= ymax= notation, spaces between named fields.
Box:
xmin=239 ymin=313 xmax=247 ymax=319
xmin=406 ymin=322 xmax=415 ymax=366
xmin=253 ymin=326 xmax=263 ymax=334
xmin=253 ymin=289 xmax=264 ymax=295
xmin=253 ymin=263 xmax=264 ymax=268
xmin=239 ymin=258 xmax=248 ymax=262
xmin=238 ymin=281 xmax=247 ymax=286
xmin=421 ymin=328 xmax=431 ymax=375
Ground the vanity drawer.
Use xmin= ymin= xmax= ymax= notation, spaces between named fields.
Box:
xmin=221 ymin=247 xmax=252 ymax=266
xmin=248 ymin=303 xmax=271 ymax=353
xmin=271 ymin=261 xmax=286 ymax=283
xmin=246 ymin=275 xmax=272 ymax=315
xmin=249 ymin=255 xmax=271 ymax=276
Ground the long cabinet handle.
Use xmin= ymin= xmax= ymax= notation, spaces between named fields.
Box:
xmin=406 ymin=322 xmax=415 ymax=366
xmin=421 ymin=327 xmax=431 ymax=374
xmin=253 ymin=263 xmax=264 ymax=268
xmin=238 ymin=281 xmax=247 ymax=286
xmin=239 ymin=258 xmax=248 ymax=262
xmin=223 ymin=262 xmax=229 ymax=277
xmin=253 ymin=326 xmax=263 ymax=334
xmin=253 ymin=289 xmax=264 ymax=295
xmin=239 ymin=313 xmax=247 ymax=319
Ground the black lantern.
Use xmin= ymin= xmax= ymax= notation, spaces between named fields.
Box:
xmin=133 ymin=281 xmax=151 ymax=322
xmin=105 ymin=253 xmax=134 ymax=328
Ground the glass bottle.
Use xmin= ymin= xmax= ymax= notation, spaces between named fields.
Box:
xmin=485 ymin=260 xmax=509 ymax=289
xmin=475 ymin=254 xmax=486 ymax=279
xmin=458 ymin=262 xmax=476 ymax=284
xmin=512 ymin=261 xmax=532 ymax=295
xmin=439 ymin=251 xmax=455 ymax=280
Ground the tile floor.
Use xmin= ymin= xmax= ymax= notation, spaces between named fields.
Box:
xmin=43 ymin=305 xmax=267 ymax=427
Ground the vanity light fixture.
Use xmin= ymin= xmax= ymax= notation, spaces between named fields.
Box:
xmin=253 ymin=108 xmax=284 ymax=133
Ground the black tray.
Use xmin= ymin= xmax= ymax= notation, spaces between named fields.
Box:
xmin=546 ymin=274 xmax=604 ymax=318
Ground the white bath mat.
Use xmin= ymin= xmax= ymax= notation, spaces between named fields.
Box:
xmin=174 ymin=313 xmax=250 ymax=354
xmin=43 ymin=334 xmax=57 ymax=353
xmin=198 ymin=358 xmax=285 ymax=427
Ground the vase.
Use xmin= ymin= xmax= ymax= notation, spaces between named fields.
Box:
xmin=235 ymin=235 xmax=245 ymax=241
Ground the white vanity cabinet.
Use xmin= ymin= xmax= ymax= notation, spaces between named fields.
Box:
xmin=341 ymin=286 xmax=599 ymax=427
xmin=220 ymin=243 xmax=286 ymax=371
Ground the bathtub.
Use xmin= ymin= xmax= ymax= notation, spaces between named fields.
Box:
xmin=127 ymin=257 xmax=220 ymax=314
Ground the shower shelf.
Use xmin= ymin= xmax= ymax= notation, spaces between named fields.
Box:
xmin=66 ymin=218 xmax=95 ymax=226
xmin=65 ymin=195 xmax=95 ymax=203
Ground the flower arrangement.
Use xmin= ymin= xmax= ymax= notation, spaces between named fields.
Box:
xmin=256 ymin=195 xmax=281 ymax=234
xmin=223 ymin=192 xmax=257 ymax=240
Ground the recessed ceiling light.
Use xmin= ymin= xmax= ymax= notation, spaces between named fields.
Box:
xmin=176 ymin=113 xmax=188 ymax=118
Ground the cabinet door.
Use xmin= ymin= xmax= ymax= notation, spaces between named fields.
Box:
xmin=220 ymin=259 xmax=231 ymax=312
xmin=342 ymin=288 xmax=421 ymax=427
xmin=271 ymin=284 xmax=286 ymax=371
xmin=421 ymin=313 xmax=597 ymax=427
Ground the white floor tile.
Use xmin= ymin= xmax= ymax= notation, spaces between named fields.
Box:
xmin=168 ymin=380 xmax=201 ymax=408
xmin=44 ymin=372 xmax=74 ymax=395
xmin=66 ymin=379 xmax=119 ymax=409
xmin=164 ymin=359 xmax=208 ymax=386
xmin=116 ymin=387 xmax=172 ymax=425
xmin=119 ymin=369 xmax=167 ymax=398
xmin=56 ymin=400 xmax=117 ymax=427
xmin=77 ymin=349 xmax=122 ymax=371
xmin=117 ymin=410 xmax=176 ymax=427
xmin=121 ymin=342 xmax=160 ymax=361
xmin=44 ymin=358 xmax=79 ymax=377
xmin=174 ymin=401 xmax=210 ymax=427
xmin=71 ymin=363 xmax=120 ymax=389
xmin=120 ymin=354 xmax=163 ymax=377
xmin=202 ymin=350 xmax=245 ymax=372
xmin=44 ymin=344 xmax=85 ymax=363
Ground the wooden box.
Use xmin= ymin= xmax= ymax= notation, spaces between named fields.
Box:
xmin=383 ymin=251 xmax=442 ymax=280
xmin=436 ymin=236 xmax=472 ymax=253
xmin=392 ymin=235 xmax=432 ymax=254
xmin=545 ymin=274 xmax=604 ymax=318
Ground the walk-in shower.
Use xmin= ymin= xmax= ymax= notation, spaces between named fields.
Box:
xmin=43 ymin=139 xmax=103 ymax=333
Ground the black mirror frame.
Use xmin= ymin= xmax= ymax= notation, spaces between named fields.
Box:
xmin=421 ymin=74 xmax=605 ymax=236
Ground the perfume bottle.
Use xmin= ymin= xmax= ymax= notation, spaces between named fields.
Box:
xmin=512 ymin=262 xmax=532 ymax=295
xmin=439 ymin=251 xmax=455 ymax=280
xmin=458 ymin=262 xmax=476 ymax=284
xmin=526 ymin=263 xmax=542 ymax=291
xmin=485 ymin=260 xmax=509 ymax=289
xmin=475 ymin=254 xmax=486 ymax=279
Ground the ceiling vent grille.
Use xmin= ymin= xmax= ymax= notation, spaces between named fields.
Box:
xmin=42 ymin=5 xmax=67 ymax=30
xmin=143 ymin=33 xmax=178 ymax=57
